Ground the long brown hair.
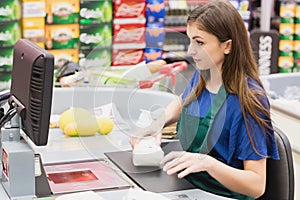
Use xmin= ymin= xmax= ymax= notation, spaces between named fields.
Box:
xmin=185 ymin=0 xmax=272 ymax=150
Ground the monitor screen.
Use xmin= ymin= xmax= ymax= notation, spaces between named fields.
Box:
xmin=9 ymin=39 xmax=54 ymax=146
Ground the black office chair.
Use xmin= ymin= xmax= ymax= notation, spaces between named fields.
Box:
xmin=257 ymin=127 xmax=295 ymax=200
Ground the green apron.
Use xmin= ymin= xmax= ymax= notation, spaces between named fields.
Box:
xmin=177 ymin=86 xmax=254 ymax=200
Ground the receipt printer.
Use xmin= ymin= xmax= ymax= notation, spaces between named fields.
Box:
xmin=132 ymin=137 xmax=164 ymax=166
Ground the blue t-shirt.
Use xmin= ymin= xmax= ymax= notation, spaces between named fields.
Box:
xmin=181 ymin=70 xmax=279 ymax=169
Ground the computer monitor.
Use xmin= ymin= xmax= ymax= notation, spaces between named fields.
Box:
xmin=8 ymin=39 xmax=54 ymax=146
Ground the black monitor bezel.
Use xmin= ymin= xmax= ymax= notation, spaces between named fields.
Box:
xmin=9 ymin=39 xmax=54 ymax=146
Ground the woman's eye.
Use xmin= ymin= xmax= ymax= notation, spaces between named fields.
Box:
xmin=195 ymin=40 xmax=204 ymax=45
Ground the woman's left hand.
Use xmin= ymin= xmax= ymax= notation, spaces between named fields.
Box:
xmin=160 ymin=151 xmax=211 ymax=179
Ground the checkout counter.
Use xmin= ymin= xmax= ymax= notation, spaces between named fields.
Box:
xmin=0 ymin=87 xmax=233 ymax=200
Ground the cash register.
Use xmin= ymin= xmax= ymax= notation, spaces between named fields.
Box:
xmin=0 ymin=39 xmax=54 ymax=199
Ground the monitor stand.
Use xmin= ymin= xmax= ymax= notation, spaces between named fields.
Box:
xmin=0 ymin=115 xmax=51 ymax=199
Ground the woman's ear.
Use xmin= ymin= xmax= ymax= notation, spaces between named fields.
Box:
xmin=224 ymin=39 xmax=232 ymax=55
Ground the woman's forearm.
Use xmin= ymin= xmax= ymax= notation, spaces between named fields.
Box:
xmin=206 ymin=156 xmax=266 ymax=198
xmin=164 ymin=97 xmax=182 ymax=127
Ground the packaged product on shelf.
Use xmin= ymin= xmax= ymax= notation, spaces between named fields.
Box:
xmin=112 ymin=48 xmax=144 ymax=66
xmin=113 ymin=0 xmax=146 ymax=24
xmin=144 ymin=47 xmax=162 ymax=63
xmin=295 ymin=3 xmax=300 ymax=24
xmin=79 ymin=48 xmax=112 ymax=68
xmin=278 ymin=1 xmax=300 ymax=73
xmin=22 ymin=17 xmax=45 ymax=48
xmin=22 ymin=0 xmax=46 ymax=18
xmin=79 ymin=23 xmax=112 ymax=50
xmin=45 ymin=24 xmax=79 ymax=50
xmin=238 ymin=0 xmax=250 ymax=30
xmin=79 ymin=0 xmax=112 ymax=24
xmin=280 ymin=1 xmax=295 ymax=24
xmin=0 ymin=47 xmax=13 ymax=72
xmin=113 ymin=23 xmax=146 ymax=49
xmin=46 ymin=0 xmax=79 ymax=24
xmin=279 ymin=40 xmax=293 ymax=57
xmin=0 ymin=0 xmax=21 ymax=22
xmin=165 ymin=0 xmax=189 ymax=27
xmin=239 ymin=0 xmax=249 ymax=11
xmin=293 ymin=40 xmax=300 ymax=72
xmin=146 ymin=22 xmax=165 ymax=48
xmin=48 ymin=48 xmax=79 ymax=69
xmin=0 ymin=21 xmax=21 ymax=48
xmin=293 ymin=62 xmax=300 ymax=72
xmin=294 ymin=24 xmax=300 ymax=40
xmin=278 ymin=55 xmax=294 ymax=73
xmin=164 ymin=8 xmax=187 ymax=27
xmin=0 ymin=72 xmax=11 ymax=91
xmin=279 ymin=23 xmax=294 ymax=40
xmin=163 ymin=31 xmax=188 ymax=52
xmin=146 ymin=0 xmax=165 ymax=23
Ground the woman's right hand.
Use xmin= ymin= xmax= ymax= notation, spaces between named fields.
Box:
xmin=129 ymin=98 xmax=182 ymax=149
xmin=129 ymin=130 xmax=162 ymax=149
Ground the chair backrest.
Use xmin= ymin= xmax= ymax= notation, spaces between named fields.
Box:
xmin=257 ymin=127 xmax=294 ymax=200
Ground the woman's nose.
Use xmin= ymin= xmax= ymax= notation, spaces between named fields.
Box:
xmin=187 ymin=44 xmax=196 ymax=56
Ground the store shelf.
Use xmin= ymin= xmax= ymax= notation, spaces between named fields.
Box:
xmin=162 ymin=51 xmax=194 ymax=64
xmin=165 ymin=26 xmax=186 ymax=32
xmin=165 ymin=0 xmax=209 ymax=5
xmin=163 ymin=51 xmax=188 ymax=59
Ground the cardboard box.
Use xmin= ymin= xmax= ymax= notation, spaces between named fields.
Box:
xmin=79 ymin=48 xmax=111 ymax=68
xmin=0 ymin=47 xmax=13 ymax=72
xmin=294 ymin=24 xmax=300 ymax=40
xmin=0 ymin=0 xmax=21 ymax=22
xmin=0 ymin=21 xmax=21 ymax=47
xmin=278 ymin=56 xmax=294 ymax=73
xmin=146 ymin=0 xmax=165 ymax=23
xmin=22 ymin=0 xmax=46 ymax=18
xmin=146 ymin=22 xmax=165 ymax=48
xmin=79 ymin=23 xmax=112 ymax=49
xmin=45 ymin=24 xmax=79 ymax=49
xmin=293 ymin=40 xmax=300 ymax=58
xmin=80 ymin=0 xmax=112 ymax=24
xmin=0 ymin=72 xmax=11 ymax=91
xmin=113 ymin=0 xmax=146 ymax=24
xmin=279 ymin=40 xmax=293 ymax=57
xmin=46 ymin=0 xmax=79 ymax=24
xmin=279 ymin=23 xmax=294 ymax=40
xmin=280 ymin=2 xmax=295 ymax=24
xmin=144 ymin=47 xmax=162 ymax=63
xmin=112 ymin=48 xmax=144 ymax=66
xmin=113 ymin=23 xmax=145 ymax=49
xmin=48 ymin=48 xmax=79 ymax=68
xmin=295 ymin=4 xmax=300 ymax=24
xmin=22 ymin=17 xmax=45 ymax=46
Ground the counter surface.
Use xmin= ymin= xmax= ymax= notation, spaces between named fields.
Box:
xmin=0 ymin=127 xmax=235 ymax=200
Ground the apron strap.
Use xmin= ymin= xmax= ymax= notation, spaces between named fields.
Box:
xmin=199 ymin=85 xmax=227 ymax=153
xmin=186 ymin=85 xmax=228 ymax=153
